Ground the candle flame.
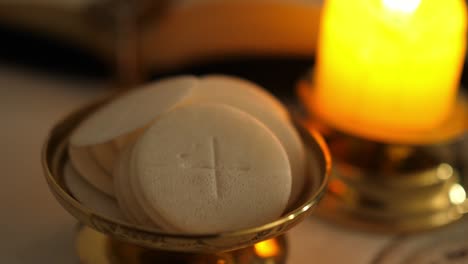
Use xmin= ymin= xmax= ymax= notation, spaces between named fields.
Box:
xmin=382 ymin=0 xmax=421 ymax=13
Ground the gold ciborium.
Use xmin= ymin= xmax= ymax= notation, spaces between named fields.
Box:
xmin=42 ymin=100 xmax=330 ymax=264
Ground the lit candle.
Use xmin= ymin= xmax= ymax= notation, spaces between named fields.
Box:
xmin=311 ymin=0 xmax=467 ymax=141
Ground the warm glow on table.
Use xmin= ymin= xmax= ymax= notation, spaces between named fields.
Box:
xmin=311 ymin=0 xmax=467 ymax=141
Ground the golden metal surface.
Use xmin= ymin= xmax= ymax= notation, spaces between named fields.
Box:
xmin=76 ymin=225 xmax=288 ymax=264
xmin=42 ymin=99 xmax=330 ymax=262
xmin=298 ymin=80 xmax=468 ymax=234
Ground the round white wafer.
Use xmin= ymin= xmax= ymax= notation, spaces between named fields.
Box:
xmin=114 ymin=145 xmax=156 ymax=227
xmin=90 ymin=142 xmax=118 ymax=175
xmin=127 ymin=143 xmax=182 ymax=232
xmin=70 ymin=76 xmax=197 ymax=147
xmin=68 ymin=146 xmax=114 ymax=197
xmin=64 ymin=162 xmax=124 ymax=221
xmin=133 ymin=103 xmax=292 ymax=234
xmin=198 ymin=75 xmax=289 ymax=120
xmin=113 ymin=127 xmax=146 ymax=151
xmin=191 ymin=75 xmax=305 ymax=207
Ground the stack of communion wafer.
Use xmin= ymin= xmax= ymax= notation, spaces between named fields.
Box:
xmin=65 ymin=75 xmax=306 ymax=234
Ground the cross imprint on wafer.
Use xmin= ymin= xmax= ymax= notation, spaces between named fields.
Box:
xmin=177 ymin=137 xmax=251 ymax=199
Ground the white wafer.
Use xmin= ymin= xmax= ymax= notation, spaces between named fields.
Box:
xmin=197 ymin=75 xmax=289 ymax=120
xmin=133 ymin=103 xmax=291 ymax=234
xmin=64 ymin=162 xmax=124 ymax=221
xmin=114 ymin=144 xmax=176 ymax=230
xmin=191 ymin=75 xmax=305 ymax=207
xmin=113 ymin=127 xmax=146 ymax=151
xmin=116 ymin=146 xmax=173 ymax=230
xmin=70 ymin=76 xmax=197 ymax=147
xmin=90 ymin=142 xmax=118 ymax=175
xmin=128 ymin=146 xmax=182 ymax=232
xmin=114 ymin=145 xmax=157 ymax=227
xmin=68 ymin=146 xmax=114 ymax=197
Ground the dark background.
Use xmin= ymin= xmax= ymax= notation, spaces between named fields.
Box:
xmin=0 ymin=23 xmax=466 ymax=100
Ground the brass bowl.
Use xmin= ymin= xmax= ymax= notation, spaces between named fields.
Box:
xmin=41 ymin=100 xmax=330 ymax=263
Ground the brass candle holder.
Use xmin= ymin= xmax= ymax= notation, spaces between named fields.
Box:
xmin=298 ymin=77 xmax=468 ymax=233
xmin=42 ymin=100 xmax=330 ymax=264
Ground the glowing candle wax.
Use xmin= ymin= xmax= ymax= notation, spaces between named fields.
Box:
xmin=311 ymin=0 xmax=467 ymax=141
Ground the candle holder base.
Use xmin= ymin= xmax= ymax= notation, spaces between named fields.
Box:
xmin=316 ymin=169 xmax=467 ymax=234
xmin=298 ymin=80 xmax=468 ymax=233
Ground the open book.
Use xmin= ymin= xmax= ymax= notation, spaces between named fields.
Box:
xmin=0 ymin=0 xmax=321 ymax=71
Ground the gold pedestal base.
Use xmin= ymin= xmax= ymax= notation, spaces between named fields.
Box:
xmin=317 ymin=174 xmax=466 ymax=234
xmin=76 ymin=226 xmax=287 ymax=264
